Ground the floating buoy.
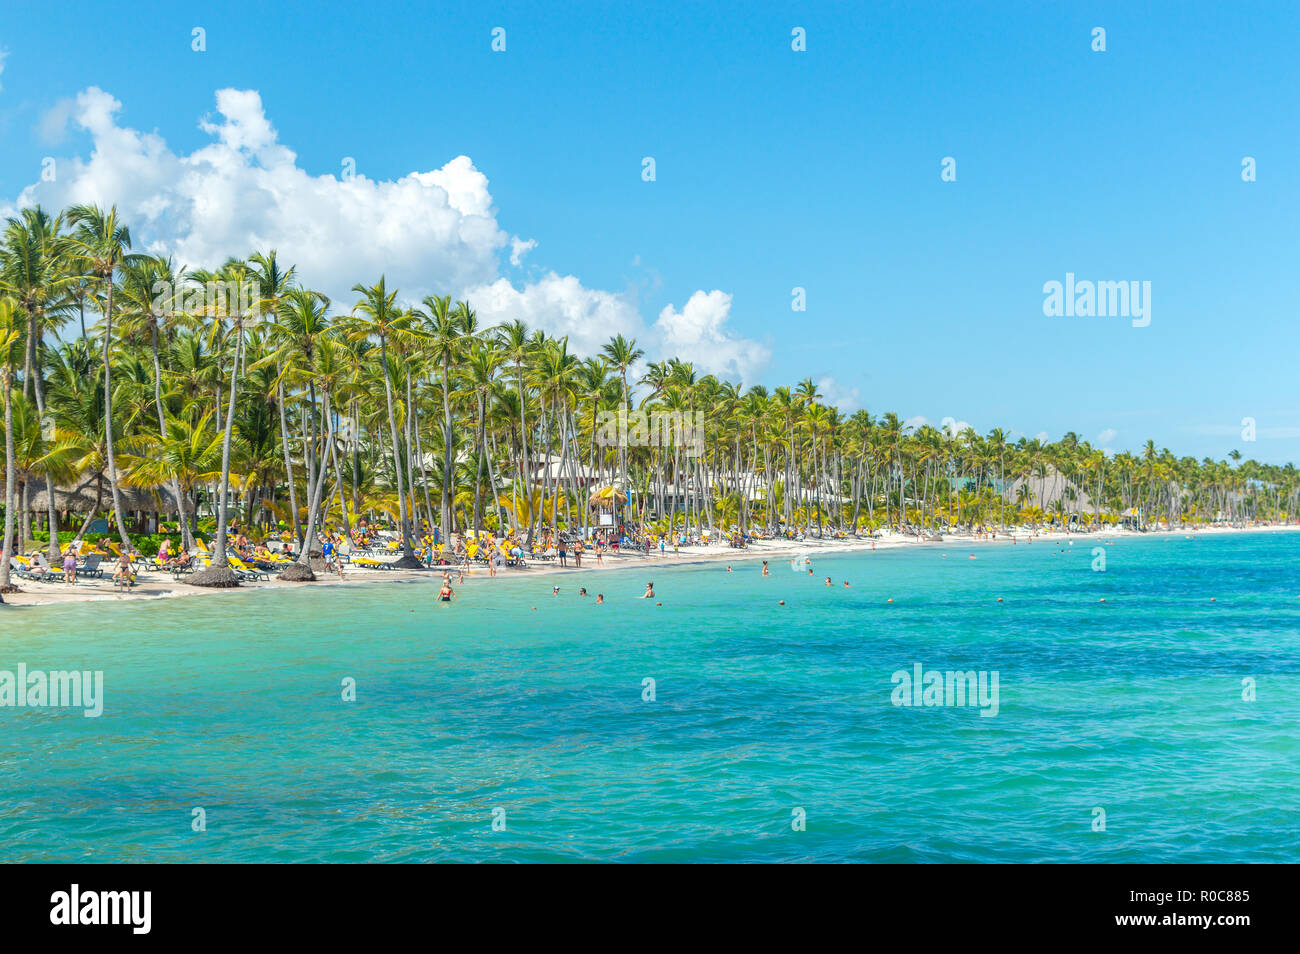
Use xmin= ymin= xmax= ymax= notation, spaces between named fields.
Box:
xmin=887 ymin=598 xmax=894 ymax=603
xmin=997 ymin=597 xmax=1003 ymax=602
xmin=1210 ymin=597 xmax=1216 ymax=602
xmin=778 ymin=600 xmax=785 ymax=606
xmin=1099 ymin=598 xmax=1106 ymax=603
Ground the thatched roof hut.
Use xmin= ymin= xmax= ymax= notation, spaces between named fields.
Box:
xmin=21 ymin=474 xmax=168 ymax=514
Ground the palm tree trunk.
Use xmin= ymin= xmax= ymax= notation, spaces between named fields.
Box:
xmin=151 ymin=325 xmax=192 ymax=551
xmin=379 ymin=338 xmax=419 ymax=565
xmin=440 ymin=357 xmax=454 ymax=537
xmin=101 ymin=279 xmax=131 ymax=548
xmin=0 ymin=372 xmax=15 ymax=590
xmin=277 ymin=379 xmax=302 ymax=545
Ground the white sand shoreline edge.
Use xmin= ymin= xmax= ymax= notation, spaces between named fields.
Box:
xmin=3 ymin=524 xmax=1297 ymax=609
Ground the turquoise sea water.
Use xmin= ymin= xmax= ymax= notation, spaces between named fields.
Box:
xmin=2 ymin=532 xmax=1298 ymax=863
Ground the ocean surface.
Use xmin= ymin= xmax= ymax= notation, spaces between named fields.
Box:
xmin=2 ymin=532 xmax=1298 ymax=863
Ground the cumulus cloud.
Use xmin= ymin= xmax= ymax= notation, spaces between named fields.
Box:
xmin=903 ymin=415 xmax=975 ymax=437
xmin=8 ymin=86 xmax=508 ymax=304
xmin=37 ymin=97 xmax=77 ymax=144
xmin=1096 ymin=428 xmax=1118 ymax=446
xmin=0 ymin=50 xmax=8 ymax=92
xmin=816 ymin=376 xmax=861 ymax=412
xmin=939 ymin=416 xmax=974 ymax=437
xmin=653 ymin=290 xmax=770 ymax=385
xmin=509 ymin=237 xmax=537 ymax=267
xmin=463 ymin=272 xmax=644 ymax=356
xmin=4 ymin=85 xmax=769 ymax=381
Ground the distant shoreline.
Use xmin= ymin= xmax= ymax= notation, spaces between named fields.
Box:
xmin=4 ymin=523 xmax=1297 ymax=609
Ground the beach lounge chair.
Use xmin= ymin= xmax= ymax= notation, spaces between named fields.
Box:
xmin=78 ymin=553 xmax=104 ymax=578
xmin=227 ymin=555 xmax=269 ymax=581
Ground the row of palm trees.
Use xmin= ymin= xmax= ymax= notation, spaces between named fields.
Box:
xmin=2 ymin=204 xmax=1295 ymax=588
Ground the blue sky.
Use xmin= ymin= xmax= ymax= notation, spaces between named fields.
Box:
xmin=1 ymin=1 xmax=1297 ymax=463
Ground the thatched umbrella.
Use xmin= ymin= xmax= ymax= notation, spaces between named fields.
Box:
xmin=25 ymin=474 xmax=165 ymax=515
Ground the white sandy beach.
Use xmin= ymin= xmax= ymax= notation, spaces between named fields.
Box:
xmin=3 ymin=523 xmax=1296 ymax=609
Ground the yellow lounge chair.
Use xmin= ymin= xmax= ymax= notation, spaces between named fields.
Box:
xmin=227 ymin=555 xmax=269 ymax=581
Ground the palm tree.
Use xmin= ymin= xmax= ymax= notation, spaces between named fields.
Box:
xmin=248 ymin=250 xmax=302 ymax=546
xmin=186 ymin=259 xmax=255 ymax=587
xmin=423 ymin=295 xmax=465 ymax=541
xmin=600 ymin=333 xmax=644 ymax=492
xmin=65 ymin=204 xmax=134 ymax=549
xmin=0 ymin=206 xmax=75 ymax=562
xmin=1 ymin=297 xmax=24 ymax=591
xmin=117 ymin=254 xmax=195 ymax=550
xmin=349 ymin=278 xmax=422 ymax=568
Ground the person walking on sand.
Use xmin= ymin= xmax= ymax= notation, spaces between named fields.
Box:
xmin=63 ymin=549 xmax=77 ymax=584
xmin=558 ymin=539 xmax=568 ymax=567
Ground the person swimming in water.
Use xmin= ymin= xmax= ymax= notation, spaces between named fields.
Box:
xmin=761 ymin=561 xmax=769 ymax=576
xmin=552 ymin=585 xmax=560 ymax=596
xmin=438 ymin=580 xmax=456 ymax=602
xmin=595 ymin=593 xmax=604 ymax=604
xmin=825 ymin=576 xmax=832 ymax=586
xmin=579 ymin=587 xmax=588 ymax=596
xmin=641 ymin=582 xmax=655 ymax=598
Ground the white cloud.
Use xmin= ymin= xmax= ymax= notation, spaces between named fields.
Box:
xmin=1096 ymin=428 xmax=1118 ymax=446
xmin=816 ymin=376 xmax=860 ymax=412
xmin=4 ymin=86 xmax=768 ymax=380
xmin=653 ymin=289 xmax=769 ymax=385
xmin=509 ymin=237 xmax=537 ymax=266
xmin=1034 ymin=430 xmax=1050 ymax=442
xmin=939 ymin=416 xmax=974 ymax=437
xmin=7 ymin=87 xmax=508 ymax=304
xmin=463 ymin=272 xmax=644 ymax=356
xmin=903 ymin=415 xmax=977 ymax=437
xmin=0 ymin=50 xmax=8 ymax=92
xmin=37 ymin=97 xmax=77 ymax=144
